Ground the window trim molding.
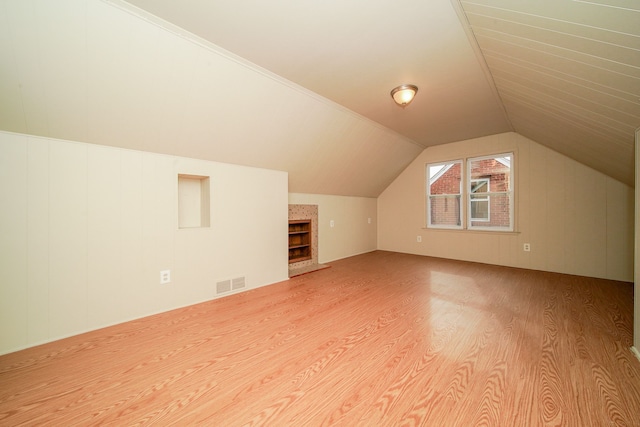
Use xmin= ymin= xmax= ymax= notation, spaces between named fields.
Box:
xmin=426 ymin=152 xmax=514 ymax=232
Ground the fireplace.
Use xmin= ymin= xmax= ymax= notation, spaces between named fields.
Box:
xmin=288 ymin=204 xmax=325 ymax=276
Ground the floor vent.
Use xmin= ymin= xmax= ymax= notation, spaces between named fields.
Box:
xmin=232 ymin=276 xmax=246 ymax=290
xmin=216 ymin=279 xmax=231 ymax=294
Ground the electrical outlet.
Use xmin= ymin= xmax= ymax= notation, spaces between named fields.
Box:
xmin=417 ymin=235 xmax=422 ymax=243
xmin=368 ymin=218 xmax=371 ymax=224
xmin=330 ymin=220 xmax=335 ymax=228
xmin=523 ymin=243 xmax=531 ymax=252
xmin=160 ymin=270 xmax=171 ymax=284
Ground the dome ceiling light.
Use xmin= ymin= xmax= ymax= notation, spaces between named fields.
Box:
xmin=390 ymin=84 xmax=418 ymax=107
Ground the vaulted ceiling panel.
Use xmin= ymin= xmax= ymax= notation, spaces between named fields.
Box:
xmin=123 ymin=0 xmax=514 ymax=149
xmin=488 ymin=64 xmax=640 ymax=120
xmin=461 ymin=2 xmax=640 ymax=53
xmin=460 ymin=0 xmax=640 ymax=186
xmin=504 ymin=103 xmax=634 ymax=181
xmin=0 ymin=0 xmax=422 ymax=197
xmin=497 ymin=80 xmax=635 ymax=139
xmin=475 ymin=33 xmax=639 ymax=94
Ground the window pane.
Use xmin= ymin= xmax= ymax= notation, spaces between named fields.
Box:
xmin=428 ymin=161 xmax=462 ymax=228
xmin=429 ymin=163 xmax=461 ymax=195
xmin=430 ymin=196 xmax=461 ymax=226
xmin=470 ymin=198 xmax=489 ymax=221
xmin=471 ymin=178 xmax=488 ymax=194
xmin=470 ymin=193 xmax=510 ymax=228
xmin=469 ymin=157 xmax=510 ymax=192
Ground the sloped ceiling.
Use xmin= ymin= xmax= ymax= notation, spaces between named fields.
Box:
xmin=124 ymin=0 xmax=640 ymax=186
xmin=122 ymin=0 xmax=513 ymax=148
xmin=0 ymin=0 xmax=638 ymax=196
xmin=459 ymin=0 xmax=640 ymax=186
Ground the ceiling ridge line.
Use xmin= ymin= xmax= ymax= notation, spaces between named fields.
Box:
xmin=449 ymin=0 xmax=515 ymax=132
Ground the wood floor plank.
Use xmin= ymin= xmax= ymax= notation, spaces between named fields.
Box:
xmin=1 ymin=251 xmax=639 ymax=426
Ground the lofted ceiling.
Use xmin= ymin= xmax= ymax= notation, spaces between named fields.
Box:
xmin=0 ymin=0 xmax=638 ymax=196
xmin=124 ymin=0 xmax=640 ymax=186
xmin=123 ymin=0 xmax=513 ymax=148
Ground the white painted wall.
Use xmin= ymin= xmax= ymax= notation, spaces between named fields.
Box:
xmin=0 ymin=131 xmax=289 ymax=355
xmin=288 ymin=193 xmax=377 ymax=263
xmin=378 ymin=132 xmax=634 ymax=282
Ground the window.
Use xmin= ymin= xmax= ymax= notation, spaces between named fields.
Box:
xmin=467 ymin=154 xmax=513 ymax=231
xmin=427 ymin=161 xmax=462 ymax=229
xmin=427 ymin=153 xmax=513 ymax=231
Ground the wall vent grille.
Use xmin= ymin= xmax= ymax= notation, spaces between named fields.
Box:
xmin=216 ymin=279 xmax=231 ymax=294
xmin=232 ymin=277 xmax=246 ymax=290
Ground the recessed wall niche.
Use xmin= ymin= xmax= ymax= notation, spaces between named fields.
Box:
xmin=178 ymin=174 xmax=210 ymax=228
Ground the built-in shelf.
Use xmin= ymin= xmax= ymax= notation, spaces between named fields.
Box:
xmin=289 ymin=220 xmax=311 ymax=264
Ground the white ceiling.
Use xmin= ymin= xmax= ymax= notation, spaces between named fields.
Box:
xmin=0 ymin=0 xmax=638 ymax=195
xmin=124 ymin=0 xmax=640 ymax=186
xmin=123 ymin=0 xmax=513 ymax=148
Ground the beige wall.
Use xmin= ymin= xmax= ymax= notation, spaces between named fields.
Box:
xmin=379 ymin=132 xmax=634 ymax=282
xmin=0 ymin=131 xmax=289 ymax=355
xmin=288 ymin=193 xmax=377 ymax=263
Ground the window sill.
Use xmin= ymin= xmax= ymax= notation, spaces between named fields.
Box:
xmin=423 ymin=227 xmax=520 ymax=236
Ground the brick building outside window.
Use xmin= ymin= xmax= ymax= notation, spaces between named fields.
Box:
xmin=427 ymin=153 xmax=513 ymax=231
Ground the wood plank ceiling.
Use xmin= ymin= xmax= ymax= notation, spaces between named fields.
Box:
xmin=459 ymin=0 xmax=640 ymax=185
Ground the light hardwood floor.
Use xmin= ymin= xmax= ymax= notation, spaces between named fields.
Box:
xmin=1 ymin=251 xmax=639 ymax=426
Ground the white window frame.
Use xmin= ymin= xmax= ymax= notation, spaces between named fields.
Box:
xmin=426 ymin=160 xmax=463 ymax=229
xmin=466 ymin=153 xmax=514 ymax=231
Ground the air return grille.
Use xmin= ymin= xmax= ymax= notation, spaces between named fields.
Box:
xmin=216 ymin=277 xmax=246 ymax=294
xmin=232 ymin=277 xmax=246 ymax=290
xmin=216 ymin=280 xmax=231 ymax=294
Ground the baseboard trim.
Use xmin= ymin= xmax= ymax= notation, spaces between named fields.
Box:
xmin=631 ymin=346 xmax=640 ymax=362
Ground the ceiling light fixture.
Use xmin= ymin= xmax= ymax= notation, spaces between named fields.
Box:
xmin=390 ymin=84 xmax=418 ymax=107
